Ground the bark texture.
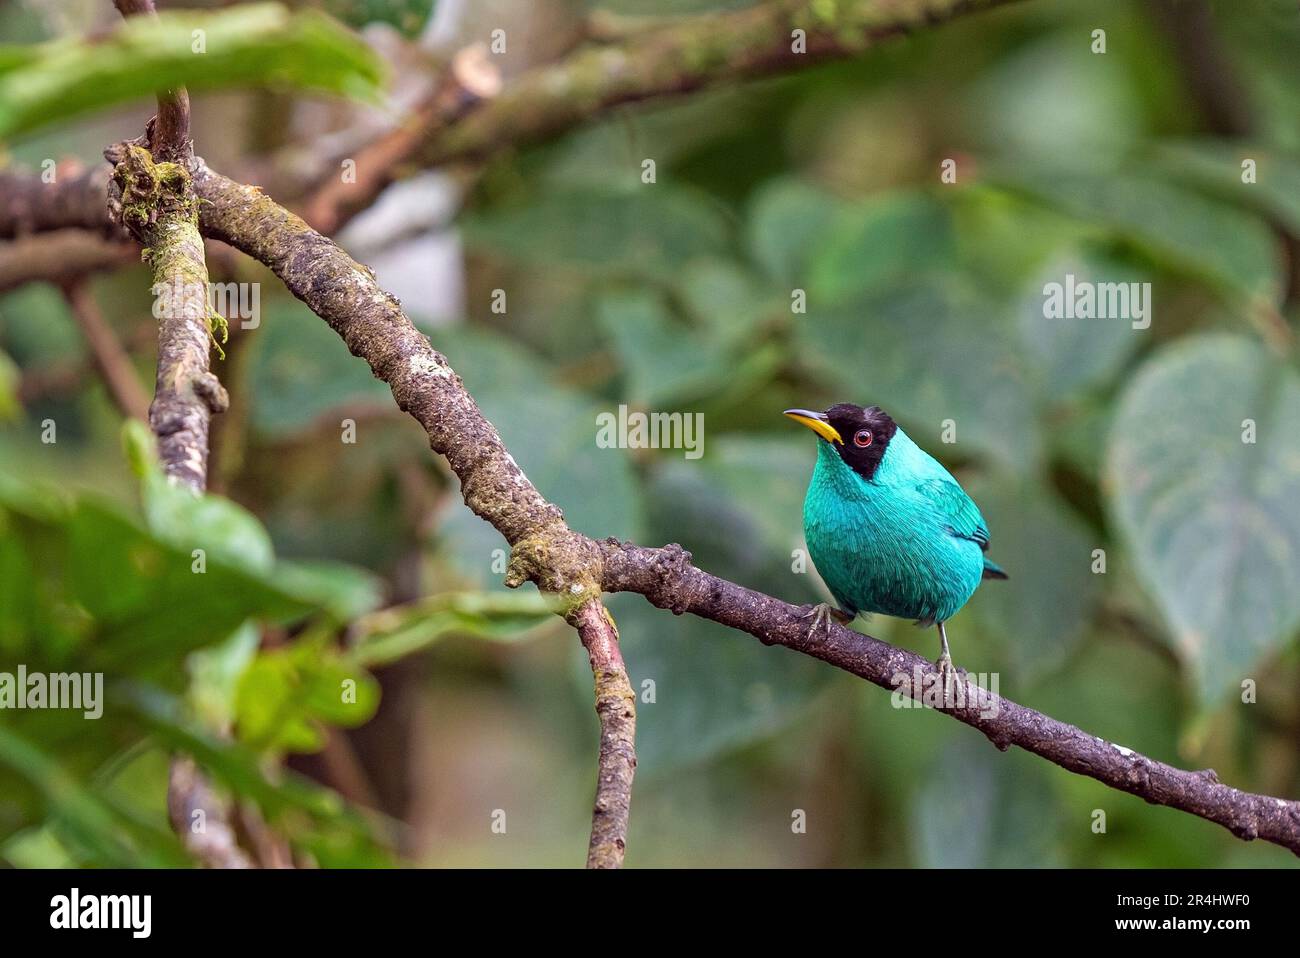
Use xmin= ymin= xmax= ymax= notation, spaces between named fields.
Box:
xmin=110 ymin=144 xmax=228 ymax=491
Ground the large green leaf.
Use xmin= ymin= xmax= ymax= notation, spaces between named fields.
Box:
xmin=795 ymin=277 xmax=1038 ymax=469
xmin=1016 ymin=249 xmax=1148 ymax=403
xmin=0 ymin=463 xmax=391 ymax=863
xmin=808 ymin=192 xmax=955 ymax=306
xmin=124 ymin=420 xmax=383 ymax=619
xmin=0 ymin=3 xmax=385 ymax=139
xmin=1004 ymin=169 xmax=1283 ymax=310
xmin=324 ymin=0 xmax=436 ymax=38
xmin=596 ymin=288 xmax=729 ymax=407
xmin=1106 ymin=333 xmax=1300 ymax=704
xmin=0 ymin=443 xmax=380 ymax=680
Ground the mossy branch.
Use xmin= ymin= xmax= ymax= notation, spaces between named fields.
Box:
xmin=306 ymin=0 xmax=1027 ymax=233
xmin=107 ymin=0 xmax=236 ymax=871
xmin=108 ymin=143 xmax=228 ymax=493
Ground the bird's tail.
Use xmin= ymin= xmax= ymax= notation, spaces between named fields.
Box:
xmin=982 ymin=558 xmax=1009 ymax=580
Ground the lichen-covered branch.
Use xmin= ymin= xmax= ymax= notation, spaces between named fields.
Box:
xmin=187 ymin=166 xmax=1300 ymax=858
xmin=108 ymin=0 xmax=236 ymax=871
xmin=191 ymin=161 xmax=568 ymax=548
xmin=421 ymin=0 xmax=1022 ymax=165
xmin=572 ymin=599 xmax=636 ymax=869
xmin=0 ymin=0 xmax=1025 ymax=251
xmin=108 ymin=143 xmax=228 ymax=490
xmin=304 ymin=0 xmax=1025 ymax=232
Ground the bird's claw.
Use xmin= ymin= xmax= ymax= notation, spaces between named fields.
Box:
xmin=802 ymin=602 xmax=844 ymax=639
xmin=935 ymin=652 xmax=961 ymax=705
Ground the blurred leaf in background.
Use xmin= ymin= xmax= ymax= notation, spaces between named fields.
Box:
xmin=0 ymin=3 xmax=386 ymax=139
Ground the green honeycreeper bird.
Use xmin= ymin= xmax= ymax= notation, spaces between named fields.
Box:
xmin=784 ymin=403 xmax=1007 ymax=675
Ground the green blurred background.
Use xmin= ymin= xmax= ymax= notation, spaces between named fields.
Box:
xmin=2 ymin=0 xmax=1300 ymax=867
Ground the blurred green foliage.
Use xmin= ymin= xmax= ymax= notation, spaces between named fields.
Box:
xmin=0 ymin=3 xmax=386 ymax=139
xmin=2 ymin=0 xmax=1300 ymax=867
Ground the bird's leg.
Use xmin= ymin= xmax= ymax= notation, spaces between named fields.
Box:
xmin=936 ymin=621 xmax=957 ymax=699
xmin=802 ymin=602 xmax=851 ymax=639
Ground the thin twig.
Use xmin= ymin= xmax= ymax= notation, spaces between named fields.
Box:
xmin=572 ymin=599 xmax=636 ymax=869
xmin=166 ymin=756 xmax=252 ymax=869
xmin=62 ymin=281 xmax=151 ymax=422
xmin=110 ymin=0 xmax=241 ymax=871
xmin=111 ymin=0 xmax=191 ymax=160
xmin=0 ymin=230 xmax=134 ymax=292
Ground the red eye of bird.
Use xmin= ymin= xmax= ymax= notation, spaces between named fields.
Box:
xmin=854 ymin=429 xmax=872 ymax=447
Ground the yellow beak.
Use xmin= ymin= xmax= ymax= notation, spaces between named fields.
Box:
xmin=783 ymin=408 xmax=842 ymax=445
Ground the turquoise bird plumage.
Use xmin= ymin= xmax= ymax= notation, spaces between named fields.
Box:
xmin=784 ymin=403 xmax=1006 ymax=672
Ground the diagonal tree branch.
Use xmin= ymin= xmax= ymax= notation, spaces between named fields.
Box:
xmin=191 ymin=159 xmax=633 ymax=865
xmin=184 ymin=163 xmax=1300 ymax=859
xmin=597 ymin=542 xmax=1300 ymax=852
xmin=304 ymin=0 xmax=1026 ymax=233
